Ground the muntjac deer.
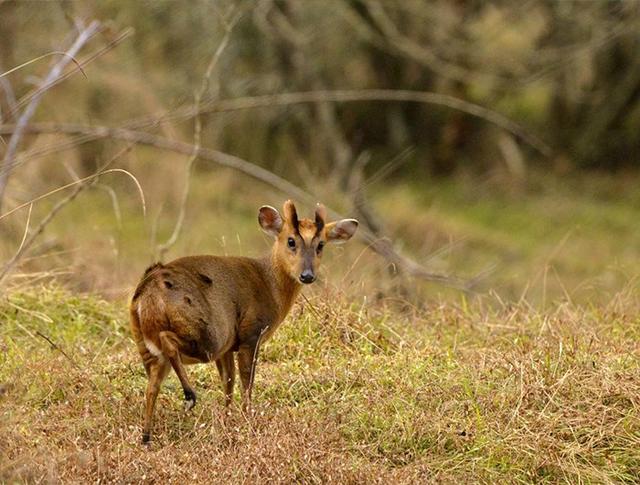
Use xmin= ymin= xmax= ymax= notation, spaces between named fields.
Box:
xmin=130 ymin=200 xmax=358 ymax=443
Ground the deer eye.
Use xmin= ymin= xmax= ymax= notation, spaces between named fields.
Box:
xmin=287 ymin=237 xmax=296 ymax=249
xmin=316 ymin=241 xmax=325 ymax=254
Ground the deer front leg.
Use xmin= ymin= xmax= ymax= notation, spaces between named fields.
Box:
xmin=215 ymin=350 xmax=235 ymax=407
xmin=237 ymin=344 xmax=260 ymax=413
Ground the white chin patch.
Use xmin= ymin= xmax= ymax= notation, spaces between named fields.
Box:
xmin=184 ymin=399 xmax=195 ymax=411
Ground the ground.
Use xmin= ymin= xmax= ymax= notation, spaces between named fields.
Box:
xmin=1 ymin=172 xmax=640 ymax=483
xmin=1 ymin=283 xmax=638 ymax=483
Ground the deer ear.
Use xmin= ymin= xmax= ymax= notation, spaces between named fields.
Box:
xmin=258 ymin=206 xmax=283 ymax=237
xmin=326 ymin=219 xmax=359 ymax=244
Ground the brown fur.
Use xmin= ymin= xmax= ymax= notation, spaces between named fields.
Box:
xmin=130 ymin=200 xmax=358 ymax=443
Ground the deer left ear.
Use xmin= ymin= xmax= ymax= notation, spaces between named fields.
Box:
xmin=326 ymin=219 xmax=359 ymax=244
xmin=258 ymin=206 xmax=283 ymax=237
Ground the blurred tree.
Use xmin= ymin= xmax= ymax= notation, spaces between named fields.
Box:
xmin=1 ymin=0 xmax=640 ymax=191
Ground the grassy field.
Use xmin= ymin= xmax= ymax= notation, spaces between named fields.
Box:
xmin=3 ymin=168 xmax=639 ymax=304
xmin=3 ymin=2 xmax=640 ymax=481
xmin=1 ymin=172 xmax=640 ymax=483
xmin=1 ymin=283 xmax=639 ymax=483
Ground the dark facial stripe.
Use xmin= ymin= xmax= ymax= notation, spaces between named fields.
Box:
xmin=315 ymin=212 xmax=324 ymax=235
xmin=290 ymin=207 xmax=299 ymax=233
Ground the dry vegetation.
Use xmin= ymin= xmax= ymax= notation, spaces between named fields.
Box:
xmin=1 ymin=282 xmax=638 ymax=483
xmin=2 ymin=2 xmax=640 ymax=483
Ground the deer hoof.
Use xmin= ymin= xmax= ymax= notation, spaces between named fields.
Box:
xmin=184 ymin=389 xmax=196 ymax=411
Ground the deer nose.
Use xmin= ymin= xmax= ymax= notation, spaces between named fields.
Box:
xmin=299 ymin=270 xmax=315 ymax=284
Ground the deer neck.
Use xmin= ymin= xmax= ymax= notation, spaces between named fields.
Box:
xmin=266 ymin=247 xmax=302 ymax=323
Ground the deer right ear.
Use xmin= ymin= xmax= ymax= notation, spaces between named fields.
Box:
xmin=258 ymin=206 xmax=283 ymax=237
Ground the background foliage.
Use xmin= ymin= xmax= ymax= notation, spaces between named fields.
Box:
xmin=1 ymin=3 xmax=639 ymax=481
xmin=1 ymin=0 xmax=639 ymax=303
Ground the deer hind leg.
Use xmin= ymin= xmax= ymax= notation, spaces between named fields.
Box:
xmin=130 ymin=306 xmax=153 ymax=376
xmin=142 ymin=358 xmax=170 ymax=444
xmin=215 ymin=351 xmax=235 ymax=407
xmin=158 ymin=330 xmax=197 ymax=411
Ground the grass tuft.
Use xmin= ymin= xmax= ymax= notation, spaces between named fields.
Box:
xmin=1 ymin=284 xmax=639 ymax=482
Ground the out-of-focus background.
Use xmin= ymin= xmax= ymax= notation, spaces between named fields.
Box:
xmin=2 ymin=3 xmax=640 ymax=483
xmin=1 ymin=1 xmax=639 ymax=305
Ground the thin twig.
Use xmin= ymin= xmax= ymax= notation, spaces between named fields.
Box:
xmin=0 ymin=145 xmax=139 ymax=286
xmin=0 ymin=70 xmax=17 ymax=123
xmin=157 ymin=9 xmax=241 ymax=260
xmin=0 ymin=20 xmax=102 ymax=211
xmin=0 ymin=166 xmax=145 ymax=223
xmin=14 ymin=203 xmax=33 ymax=257
xmin=0 ymin=27 xmax=133 ymax=182
xmin=9 ymin=27 xmax=133 ymax=116
xmin=0 ymin=51 xmax=87 ymax=80
xmin=28 ymin=326 xmax=106 ymax=396
xmin=250 ymin=326 xmax=269 ymax=392
xmin=35 ymin=331 xmax=81 ymax=370
xmin=0 ymin=122 xmax=311 ymax=206
xmin=363 ymin=0 xmax=500 ymax=84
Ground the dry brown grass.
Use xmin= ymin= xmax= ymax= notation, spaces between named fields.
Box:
xmin=1 ymin=283 xmax=639 ymax=483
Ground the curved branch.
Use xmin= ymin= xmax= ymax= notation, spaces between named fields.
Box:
xmin=133 ymin=89 xmax=552 ymax=156
xmin=0 ymin=121 xmax=476 ymax=290
xmin=0 ymin=89 xmax=552 ymax=180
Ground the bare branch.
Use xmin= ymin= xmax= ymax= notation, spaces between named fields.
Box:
xmin=35 ymin=330 xmax=81 ymax=370
xmin=0 ymin=122 xmax=318 ymax=203
xmin=0 ymin=20 xmax=102 ymax=211
xmin=0 ymin=121 xmax=477 ymax=290
xmin=0 ymin=88 xmax=551 ymax=181
xmin=0 ymin=145 xmax=140 ymax=287
xmin=362 ymin=0 xmax=490 ymax=84
xmin=110 ymin=90 xmax=549 ymax=157
xmin=0 ymin=69 xmax=17 ymax=122
xmin=156 ymin=9 xmax=242 ymax=260
xmin=0 ymin=87 xmax=550 ymax=190
xmin=8 ymin=27 xmax=133 ymax=117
